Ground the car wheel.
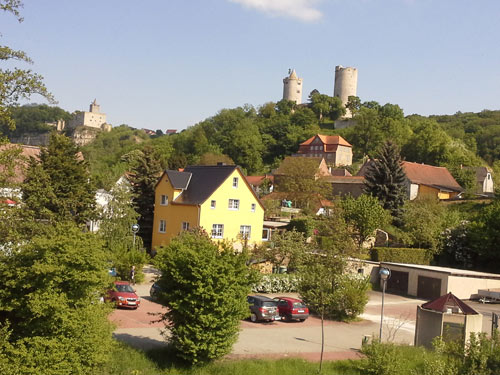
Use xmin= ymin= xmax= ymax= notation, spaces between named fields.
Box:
xmin=250 ymin=313 xmax=257 ymax=323
xmin=299 ymin=319 xmax=306 ymax=322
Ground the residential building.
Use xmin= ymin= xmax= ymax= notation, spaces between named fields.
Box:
xmin=464 ymin=166 xmax=494 ymax=196
xmin=295 ymin=134 xmax=353 ymax=166
xmin=246 ymin=174 xmax=274 ymax=196
xmin=358 ymin=160 xmax=463 ymax=200
xmin=152 ymin=164 xmax=264 ymax=249
xmin=327 ymin=175 xmax=366 ymax=198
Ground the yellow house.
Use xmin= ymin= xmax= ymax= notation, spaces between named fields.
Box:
xmin=152 ymin=164 xmax=265 ymax=249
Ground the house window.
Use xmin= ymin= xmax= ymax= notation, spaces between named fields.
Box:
xmin=240 ymin=225 xmax=251 ymax=239
xmin=160 ymin=195 xmax=168 ymax=205
xmin=233 ymin=177 xmax=238 ymax=188
xmin=262 ymin=228 xmax=270 ymax=241
xmin=251 ymin=203 xmax=256 ymax=212
xmin=159 ymin=220 xmax=166 ymax=233
xmin=182 ymin=222 xmax=190 ymax=231
xmin=228 ymin=199 xmax=240 ymax=210
xmin=211 ymin=224 xmax=224 ymax=238
xmin=211 ymin=200 xmax=216 ymax=209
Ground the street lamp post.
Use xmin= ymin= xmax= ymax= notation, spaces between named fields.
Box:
xmin=379 ymin=267 xmax=391 ymax=341
xmin=131 ymin=223 xmax=140 ymax=250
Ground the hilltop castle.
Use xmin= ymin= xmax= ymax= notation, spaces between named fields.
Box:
xmin=282 ymin=65 xmax=358 ymax=118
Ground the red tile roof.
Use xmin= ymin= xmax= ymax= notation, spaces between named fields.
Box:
xmin=300 ymin=134 xmax=352 ymax=148
xmin=421 ymin=292 xmax=478 ymax=315
xmin=246 ymin=175 xmax=274 ymax=186
xmin=402 ymin=161 xmax=463 ymax=192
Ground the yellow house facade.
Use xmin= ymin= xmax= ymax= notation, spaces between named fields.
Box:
xmin=152 ymin=165 xmax=264 ymax=249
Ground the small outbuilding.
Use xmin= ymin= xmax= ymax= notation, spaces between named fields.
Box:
xmin=415 ymin=292 xmax=483 ymax=348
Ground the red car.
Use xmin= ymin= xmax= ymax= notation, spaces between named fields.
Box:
xmin=274 ymin=297 xmax=309 ymax=322
xmin=107 ymin=281 xmax=141 ymax=309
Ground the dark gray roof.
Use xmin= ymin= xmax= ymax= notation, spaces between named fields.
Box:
xmin=165 ymin=170 xmax=192 ymax=190
xmin=174 ymin=165 xmax=238 ymax=205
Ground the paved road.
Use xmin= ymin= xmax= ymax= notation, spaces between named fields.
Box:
xmin=110 ymin=275 xmax=419 ymax=359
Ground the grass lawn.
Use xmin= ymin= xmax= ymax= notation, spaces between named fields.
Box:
xmin=99 ymin=341 xmax=362 ymax=375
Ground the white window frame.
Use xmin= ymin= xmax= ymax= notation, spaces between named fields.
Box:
xmin=210 ymin=200 xmax=216 ymax=209
xmin=159 ymin=220 xmax=166 ymax=233
xmin=240 ymin=225 xmax=251 ymax=239
xmin=181 ymin=222 xmax=189 ymax=231
xmin=228 ymin=199 xmax=240 ymax=210
xmin=211 ymin=224 xmax=224 ymax=238
xmin=233 ymin=177 xmax=238 ymax=188
xmin=251 ymin=203 xmax=256 ymax=212
xmin=262 ymin=228 xmax=270 ymax=241
xmin=160 ymin=194 xmax=168 ymax=206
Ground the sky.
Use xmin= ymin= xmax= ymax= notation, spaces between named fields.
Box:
xmin=2 ymin=0 xmax=500 ymax=132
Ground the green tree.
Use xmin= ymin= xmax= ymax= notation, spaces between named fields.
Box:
xmin=0 ymin=137 xmax=23 ymax=188
xmin=154 ymin=231 xmax=256 ymax=364
xmin=364 ymin=140 xmax=407 ymax=224
xmin=0 ymin=222 xmax=114 ymax=373
xmin=252 ymin=229 xmax=307 ymax=272
xmin=0 ymin=1 xmax=54 ymax=130
xmin=129 ymin=145 xmax=162 ymax=251
xmin=22 ymin=133 xmax=96 ymax=225
xmin=341 ymin=194 xmax=390 ymax=251
xmin=274 ymin=157 xmax=332 ymax=209
xmin=310 ymin=93 xmax=345 ymax=122
xmin=346 ymin=95 xmax=361 ymax=117
xmin=97 ymin=183 xmax=146 ymax=282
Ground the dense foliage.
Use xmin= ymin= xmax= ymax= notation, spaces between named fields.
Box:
xmin=370 ymin=247 xmax=431 ymax=265
xmin=154 ymin=231 xmax=257 ymax=364
xmin=0 ymin=222 xmax=114 ymax=374
xmin=22 ymin=133 xmax=96 ymax=225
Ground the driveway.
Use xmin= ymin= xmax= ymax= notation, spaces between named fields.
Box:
xmin=110 ymin=271 xmax=421 ymax=359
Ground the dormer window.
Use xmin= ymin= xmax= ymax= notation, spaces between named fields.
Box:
xmin=233 ymin=177 xmax=239 ymax=188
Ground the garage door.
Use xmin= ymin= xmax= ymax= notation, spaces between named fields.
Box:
xmin=417 ymin=276 xmax=442 ymax=300
xmin=387 ymin=270 xmax=409 ymax=295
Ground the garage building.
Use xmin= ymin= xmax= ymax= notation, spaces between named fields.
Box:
xmin=380 ymin=262 xmax=500 ymax=300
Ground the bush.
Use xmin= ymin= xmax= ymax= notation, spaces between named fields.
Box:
xmin=370 ymin=247 xmax=431 ymax=265
xmin=287 ymin=218 xmax=315 ymax=237
xmin=154 ymin=231 xmax=257 ymax=364
xmin=330 ymin=274 xmax=371 ymax=320
xmin=252 ymin=273 xmax=299 ymax=293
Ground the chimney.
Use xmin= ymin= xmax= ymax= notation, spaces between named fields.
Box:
xmin=217 ymin=162 xmax=226 ymax=166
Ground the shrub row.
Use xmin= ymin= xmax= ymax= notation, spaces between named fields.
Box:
xmin=252 ymin=273 xmax=299 ymax=293
xmin=370 ymin=247 xmax=431 ymax=265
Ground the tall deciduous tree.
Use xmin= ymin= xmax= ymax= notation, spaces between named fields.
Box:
xmin=0 ymin=1 xmax=54 ymax=129
xmin=22 ymin=133 xmax=96 ymax=225
xmin=310 ymin=93 xmax=345 ymax=122
xmin=341 ymin=194 xmax=390 ymax=251
xmin=154 ymin=231 xmax=257 ymax=364
xmin=129 ymin=145 xmax=162 ymax=251
xmin=364 ymin=140 xmax=407 ymax=224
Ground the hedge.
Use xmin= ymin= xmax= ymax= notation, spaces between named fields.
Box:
xmin=370 ymin=247 xmax=431 ymax=265
xmin=252 ymin=273 xmax=299 ymax=293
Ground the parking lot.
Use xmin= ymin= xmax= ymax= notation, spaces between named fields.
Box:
xmin=110 ymin=276 xmax=424 ymax=360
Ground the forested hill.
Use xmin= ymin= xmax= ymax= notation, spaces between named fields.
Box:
xmin=4 ymin=102 xmax=500 ymax=190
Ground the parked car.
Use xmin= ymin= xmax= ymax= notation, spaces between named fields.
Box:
xmin=106 ymin=281 xmax=140 ymax=309
xmin=274 ymin=296 xmax=309 ymax=322
xmin=149 ymin=282 xmax=161 ymax=300
xmin=247 ymin=295 xmax=281 ymax=322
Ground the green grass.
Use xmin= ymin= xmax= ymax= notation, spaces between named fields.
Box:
xmin=98 ymin=341 xmax=362 ymax=375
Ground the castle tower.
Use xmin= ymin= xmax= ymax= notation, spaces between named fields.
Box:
xmin=89 ymin=99 xmax=100 ymax=113
xmin=334 ymin=65 xmax=358 ymax=118
xmin=282 ymin=69 xmax=303 ymax=104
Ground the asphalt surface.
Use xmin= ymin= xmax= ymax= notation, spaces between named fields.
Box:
xmin=110 ymin=267 xmax=422 ymax=360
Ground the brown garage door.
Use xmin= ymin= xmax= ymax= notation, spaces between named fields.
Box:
xmin=417 ymin=276 xmax=442 ymax=300
xmin=386 ymin=270 xmax=409 ymax=295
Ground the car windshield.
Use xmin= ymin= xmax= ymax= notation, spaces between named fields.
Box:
xmin=116 ymin=284 xmax=135 ymax=293
xmin=293 ymin=302 xmax=306 ymax=308
xmin=262 ymin=301 xmax=278 ymax=307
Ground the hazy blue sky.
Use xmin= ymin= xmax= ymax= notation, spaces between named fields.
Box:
xmin=2 ymin=0 xmax=500 ymax=131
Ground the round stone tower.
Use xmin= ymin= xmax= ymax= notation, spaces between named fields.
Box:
xmin=283 ymin=69 xmax=303 ymax=104
xmin=334 ymin=65 xmax=358 ymax=118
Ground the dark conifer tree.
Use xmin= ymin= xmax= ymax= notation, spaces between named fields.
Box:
xmin=364 ymin=140 xmax=407 ymax=225
xmin=22 ymin=133 xmax=96 ymax=225
xmin=129 ymin=146 xmax=162 ymax=252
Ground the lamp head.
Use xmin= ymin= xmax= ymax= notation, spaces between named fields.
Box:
xmin=131 ymin=223 xmax=140 ymax=233
xmin=379 ymin=267 xmax=391 ymax=281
